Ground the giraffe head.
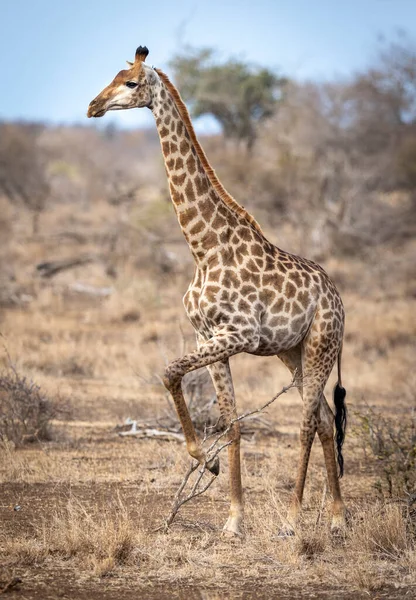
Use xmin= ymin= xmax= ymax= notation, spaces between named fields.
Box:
xmin=87 ymin=46 xmax=156 ymax=117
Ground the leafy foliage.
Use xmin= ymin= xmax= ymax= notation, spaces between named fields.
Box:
xmin=170 ymin=47 xmax=286 ymax=149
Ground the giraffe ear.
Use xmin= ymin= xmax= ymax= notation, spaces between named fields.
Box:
xmin=135 ymin=45 xmax=149 ymax=63
xmin=126 ymin=60 xmax=134 ymax=68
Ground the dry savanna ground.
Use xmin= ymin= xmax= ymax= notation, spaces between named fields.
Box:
xmin=0 ymin=200 xmax=415 ymax=599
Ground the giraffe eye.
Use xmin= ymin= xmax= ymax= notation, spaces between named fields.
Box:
xmin=126 ymin=81 xmax=138 ymax=89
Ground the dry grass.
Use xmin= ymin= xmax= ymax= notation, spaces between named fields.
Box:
xmin=350 ymin=503 xmax=410 ymax=560
xmin=0 ymin=197 xmax=414 ymax=597
xmin=3 ymin=476 xmax=414 ymax=593
xmin=3 ymin=495 xmax=139 ymax=577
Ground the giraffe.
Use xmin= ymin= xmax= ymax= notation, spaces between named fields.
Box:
xmin=88 ymin=46 xmax=347 ymax=537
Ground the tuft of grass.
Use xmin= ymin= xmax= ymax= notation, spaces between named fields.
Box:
xmin=0 ymin=438 xmax=36 ymax=482
xmin=40 ymin=496 xmax=139 ymax=576
xmin=349 ymin=503 xmax=411 ymax=561
xmin=295 ymin=529 xmax=327 ymax=559
xmin=3 ymin=495 xmax=140 ymax=577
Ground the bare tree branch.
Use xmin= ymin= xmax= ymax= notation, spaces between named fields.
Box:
xmin=161 ymin=373 xmax=298 ymax=530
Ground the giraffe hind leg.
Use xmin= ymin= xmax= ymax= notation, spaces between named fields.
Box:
xmin=297 ymin=333 xmax=346 ymax=533
xmin=278 ymin=342 xmax=346 ymax=534
xmin=317 ymin=394 xmax=346 ymax=532
xmin=285 ymin=378 xmax=320 ymax=531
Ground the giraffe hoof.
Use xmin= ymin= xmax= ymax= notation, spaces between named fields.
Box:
xmin=330 ymin=510 xmax=348 ymax=536
xmin=222 ymin=516 xmax=244 ymax=538
xmin=206 ymin=455 xmax=220 ymax=476
xmin=222 ymin=527 xmax=244 ymax=540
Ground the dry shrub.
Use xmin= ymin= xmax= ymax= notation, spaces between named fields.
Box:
xmin=34 ymin=355 xmax=95 ymax=378
xmin=0 ymin=365 xmax=68 ymax=445
xmin=0 ymin=197 xmax=16 ymax=309
xmin=353 ymin=405 xmax=416 ymax=497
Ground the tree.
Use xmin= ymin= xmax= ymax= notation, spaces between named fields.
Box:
xmin=170 ymin=47 xmax=286 ymax=150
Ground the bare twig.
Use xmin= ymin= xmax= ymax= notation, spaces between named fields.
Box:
xmin=204 ymin=373 xmax=299 ymax=456
xmin=161 ymin=373 xmax=298 ymax=530
xmin=68 ymin=282 xmax=114 ymax=297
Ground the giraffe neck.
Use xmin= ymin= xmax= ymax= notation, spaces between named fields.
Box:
xmin=150 ymin=76 xmax=261 ymax=265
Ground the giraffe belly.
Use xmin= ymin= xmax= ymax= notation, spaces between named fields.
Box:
xmin=185 ymin=303 xmax=312 ymax=357
xmin=252 ymin=298 xmax=316 ymax=356
xmin=184 ymin=288 xmax=315 ymax=355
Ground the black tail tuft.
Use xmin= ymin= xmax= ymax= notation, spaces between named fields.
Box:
xmin=333 ymin=383 xmax=347 ymax=478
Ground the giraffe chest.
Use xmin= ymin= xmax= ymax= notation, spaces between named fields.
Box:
xmin=182 ymin=271 xmax=219 ymax=339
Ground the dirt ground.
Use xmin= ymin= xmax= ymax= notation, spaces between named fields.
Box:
xmin=1 ymin=205 xmax=415 ymax=599
xmin=2 ymin=425 xmax=414 ymax=599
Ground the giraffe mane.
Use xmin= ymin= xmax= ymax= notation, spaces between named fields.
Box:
xmin=154 ymin=68 xmax=264 ymax=235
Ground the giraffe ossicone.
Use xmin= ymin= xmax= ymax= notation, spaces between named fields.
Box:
xmin=88 ymin=46 xmax=348 ymax=537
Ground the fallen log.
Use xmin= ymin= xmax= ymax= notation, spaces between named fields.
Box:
xmin=36 ymin=255 xmax=94 ymax=278
xmin=69 ymin=282 xmax=114 ymax=297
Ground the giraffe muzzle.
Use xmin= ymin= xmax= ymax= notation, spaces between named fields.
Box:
xmin=87 ymin=99 xmax=106 ymax=118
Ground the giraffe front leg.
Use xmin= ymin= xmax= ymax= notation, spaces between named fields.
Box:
xmin=207 ymin=360 xmax=243 ymax=537
xmin=163 ymin=363 xmax=219 ymax=474
xmin=163 ymin=333 xmax=249 ymax=476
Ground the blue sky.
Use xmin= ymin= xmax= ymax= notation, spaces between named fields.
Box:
xmin=0 ymin=0 xmax=415 ymax=129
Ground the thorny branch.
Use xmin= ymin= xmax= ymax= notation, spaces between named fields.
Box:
xmin=161 ymin=372 xmax=299 ymax=531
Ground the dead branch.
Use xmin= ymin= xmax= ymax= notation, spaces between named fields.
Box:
xmin=36 ymin=255 xmax=94 ymax=278
xmin=119 ymin=424 xmax=185 ymax=443
xmin=161 ymin=373 xmax=298 ymax=530
xmin=160 ymin=461 xmax=217 ymax=530
xmin=68 ymin=282 xmax=114 ymax=297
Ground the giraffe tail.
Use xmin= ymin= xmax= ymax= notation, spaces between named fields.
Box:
xmin=333 ymin=349 xmax=347 ymax=478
